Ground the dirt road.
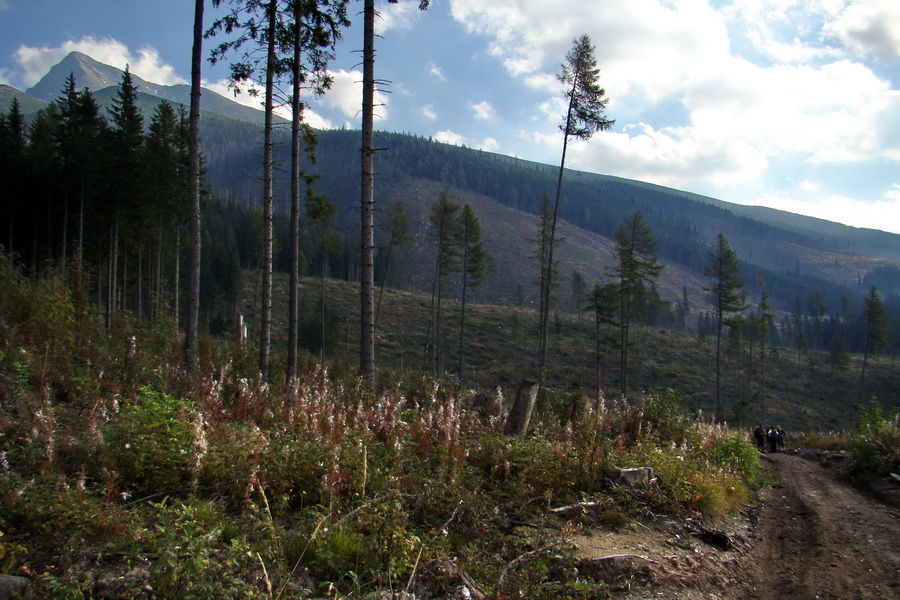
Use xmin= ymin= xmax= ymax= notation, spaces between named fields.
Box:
xmin=734 ymin=453 xmax=900 ymax=600
xmin=578 ymin=453 xmax=900 ymax=599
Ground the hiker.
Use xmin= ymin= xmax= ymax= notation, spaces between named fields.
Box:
xmin=753 ymin=425 xmax=766 ymax=452
xmin=776 ymin=426 xmax=785 ymax=451
xmin=767 ymin=426 xmax=779 ymax=453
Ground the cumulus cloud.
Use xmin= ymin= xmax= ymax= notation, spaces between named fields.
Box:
xmin=11 ymin=36 xmax=186 ymax=88
xmin=469 ymin=100 xmax=495 ymax=120
xmin=427 ymin=62 xmax=446 ymax=81
xmin=449 ymin=0 xmax=900 ymax=199
xmin=315 ymin=69 xmax=389 ymax=123
xmin=421 ymin=104 xmax=437 ymax=120
xmin=751 ymin=190 xmax=900 ymax=234
xmin=376 ymin=0 xmax=427 ymax=34
xmin=826 ymin=0 xmax=900 ymax=61
xmin=434 ymin=129 xmax=466 ymax=146
xmin=433 ymin=129 xmax=499 ymax=152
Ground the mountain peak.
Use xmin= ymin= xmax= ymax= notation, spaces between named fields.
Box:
xmin=26 ymin=51 xmax=160 ymax=102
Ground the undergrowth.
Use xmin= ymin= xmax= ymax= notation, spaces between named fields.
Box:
xmin=0 ymin=256 xmax=779 ymax=599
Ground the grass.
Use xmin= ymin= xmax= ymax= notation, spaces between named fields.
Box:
xmin=0 ymin=256 xmax=778 ymax=599
xmin=247 ymin=272 xmax=900 ymax=432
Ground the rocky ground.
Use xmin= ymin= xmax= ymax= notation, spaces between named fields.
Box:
xmin=571 ymin=452 xmax=900 ymax=600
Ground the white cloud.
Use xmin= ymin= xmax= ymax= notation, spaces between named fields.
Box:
xmin=432 ymin=129 xmax=499 ymax=152
xmin=449 ymin=0 xmax=900 ymax=198
xmin=826 ymin=0 xmax=900 ymax=61
xmin=434 ymin=129 xmax=466 ymax=146
xmin=427 ymin=62 xmax=446 ymax=81
xmin=12 ymin=36 xmax=186 ymax=88
xmin=202 ymin=77 xmax=332 ymax=127
xmin=751 ymin=190 xmax=900 ymax=234
xmin=316 ymin=69 xmax=389 ymax=123
xmin=479 ymin=137 xmax=500 ymax=152
xmin=421 ymin=104 xmax=437 ymax=120
xmin=377 ymin=1 xmax=427 ymax=34
xmin=469 ymin=100 xmax=495 ymax=120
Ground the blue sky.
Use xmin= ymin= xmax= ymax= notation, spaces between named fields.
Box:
xmin=2 ymin=0 xmax=900 ymax=234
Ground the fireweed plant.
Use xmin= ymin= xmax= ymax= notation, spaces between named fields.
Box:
xmin=0 ymin=253 xmax=773 ymax=598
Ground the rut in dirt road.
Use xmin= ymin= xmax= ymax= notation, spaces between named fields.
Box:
xmin=738 ymin=453 xmax=900 ymax=600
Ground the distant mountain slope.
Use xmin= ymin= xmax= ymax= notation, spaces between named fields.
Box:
xmin=4 ymin=51 xmax=900 ymax=314
xmin=23 ymin=51 xmax=284 ymax=126
xmin=0 ymin=84 xmax=48 ymax=114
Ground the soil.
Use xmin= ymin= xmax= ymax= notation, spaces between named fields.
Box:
xmin=567 ymin=452 xmax=900 ymax=600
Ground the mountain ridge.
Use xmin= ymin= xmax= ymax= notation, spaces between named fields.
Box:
xmin=4 ymin=52 xmax=900 ymax=314
xmin=22 ymin=51 xmax=285 ymax=126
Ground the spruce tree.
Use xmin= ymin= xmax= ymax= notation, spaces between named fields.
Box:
xmin=540 ymin=34 xmax=613 ymax=375
xmin=457 ymin=203 xmax=488 ymax=379
xmin=360 ymin=0 xmax=430 ymax=383
xmin=703 ymin=233 xmax=746 ymax=419
xmin=610 ymin=211 xmax=662 ymax=397
xmin=185 ymin=0 xmax=205 ymax=372
xmin=425 ymin=191 xmax=460 ymax=374
xmin=859 ymin=285 xmax=888 ymax=403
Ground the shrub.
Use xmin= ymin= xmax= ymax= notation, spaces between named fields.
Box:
xmin=851 ymin=401 xmax=900 ymax=472
xmin=103 ymin=386 xmax=196 ymax=497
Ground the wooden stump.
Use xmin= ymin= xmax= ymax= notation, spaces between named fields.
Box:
xmin=504 ymin=379 xmax=539 ymax=436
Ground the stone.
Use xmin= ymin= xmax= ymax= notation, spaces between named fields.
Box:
xmin=0 ymin=574 xmax=30 ymax=600
xmin=618 ymin=467 xmax=655 ymax=488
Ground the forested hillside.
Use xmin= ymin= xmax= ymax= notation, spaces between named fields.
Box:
xmin=3 ymin=59 xmax=900 ymax=412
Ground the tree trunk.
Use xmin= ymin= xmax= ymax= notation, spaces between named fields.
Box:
xmin=184 ymin=0 xmax=204 ymax=371
xmin=287 ymin=6 xmax=303 ymax=383
xmin=505 ymin=379 xmax=540 ymax=436
xmin=540 ymin=79 xmax=576 ymax=375
xmin=458 ymin=236 xmax=469 ymax=378
xmin=359 ymin=0 xmax=377 ymax=382
xmin=258 ymin=0 xmax=277 ymax=378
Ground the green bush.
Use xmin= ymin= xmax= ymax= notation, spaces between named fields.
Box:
xmin=103 ymin=386 xmax=197 ymax=497
xmin=851 ymin=401 xmax=900 ymax=472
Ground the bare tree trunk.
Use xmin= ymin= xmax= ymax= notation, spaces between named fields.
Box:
xmin=287 ymin=5 xmax=302 ymax=383
xmin=540 ymin=90 xmax=574 ymax=375
xmin=375 ymin=232 xmax=395 ymax=327
xmin=184 ymin=0 xmax=204 ymax=371
xmin=174 ymin=228 xmax=181 ymax=329
xmin=505 ymin=379 xmax=540 ymax=436
xmin=359 ymin=0 xmax=377 ymax=382
xmin=258 ymin=0 xmax=277 ymax=378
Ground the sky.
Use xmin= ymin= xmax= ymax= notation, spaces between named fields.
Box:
xmin=2 ymin=0 xmax=900 ymax=234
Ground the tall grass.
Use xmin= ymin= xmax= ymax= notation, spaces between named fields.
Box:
xmin=0 ymin=255 xmax=763 ymax=598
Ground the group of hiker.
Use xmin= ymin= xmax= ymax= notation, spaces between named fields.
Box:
xmin=752 ymin=424 xmax=785 ymax=453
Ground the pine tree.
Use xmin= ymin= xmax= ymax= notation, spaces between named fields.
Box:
xmin=610 ymin=211 xmax=662 ymax=397
xmin=145 ymin=101 xmax=188 ymax=322
xmin=185 ymin=0 xmax=205 ymax=372
xmin=55 ymin=81 xmax=106 ymax=269
xmin=285 ymin=0 xmax=348 ymax=382
xmin=584 ymin=282 xmax=618 ymax=401
xmin=0 ymin=99 xmax=27 ymax=258
xmin=703 ymin=233 xmax=746 ymax=419
xmin=425 ymin=191 xmax=460 ymax=374
xmin=457 ymin=204 xmax=488 ymax=379
xmin=376 ymin=198 xmax=412 ymax=325
xmin=858 ymin=285 xmax=888 ymax=403
xmin=106 ymin=66 xmax=145 ymax=326
xmin=360 ymin=0 xmax=430 ymax=383
xmin=534 ymin=192 xmax=560 ymax=367
xmin=540 ymin=34 xmax=614 ymax=375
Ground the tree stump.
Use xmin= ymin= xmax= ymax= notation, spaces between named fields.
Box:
xmin=504 ymin=379 xmax=539 ymax=436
